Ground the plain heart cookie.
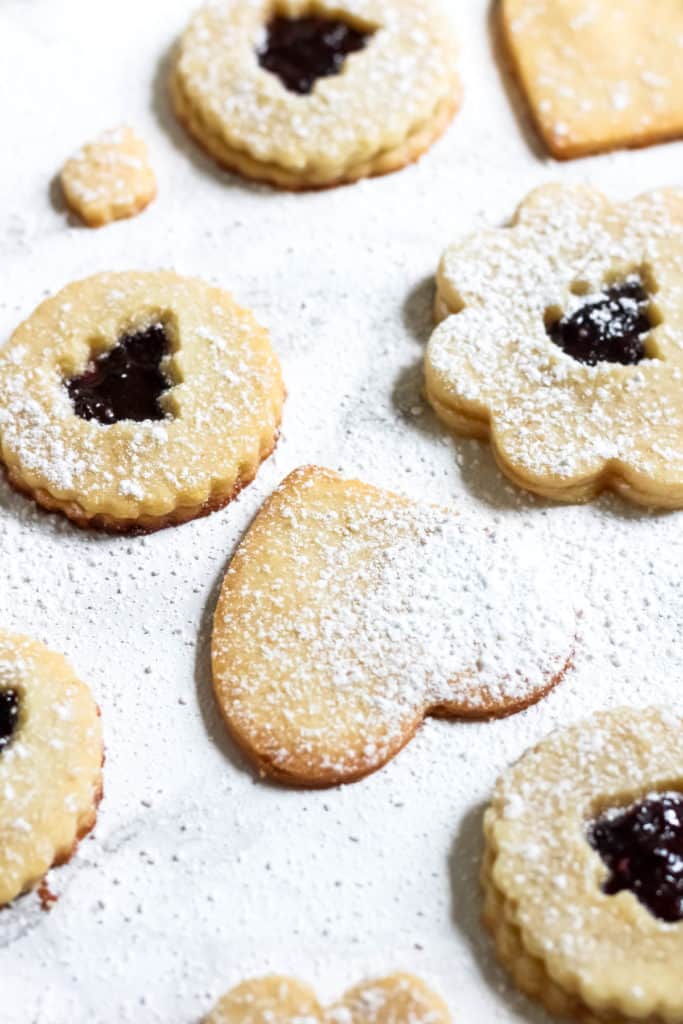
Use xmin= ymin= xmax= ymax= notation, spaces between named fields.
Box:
xmin=427 ymin=183 xmax=683 ymax=507
xmin=0 ymin=631 xmax=103 ymax=907
xmin=0 ymin=271 xmax=284 ymax=532
xmin=204 ymin=973 xmax=451 ymax=1024
xmin=501 ymin=0 xmax=683 ymax=159
xmin=171 ymin=0 xmax=461 ymax=189
xmin=211 ymin=466 xmax=576 ymax=787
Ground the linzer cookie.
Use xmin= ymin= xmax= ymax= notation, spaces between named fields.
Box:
xmin=204 ymin=973 xmax=451 ymax=1024
xmin=211 ymin=466 xmax=575 ymax=787
xmin=427 ymin=184 xmax=683 ymax=507
xmin=60 ymin=126 xmax=157 ymax=227
xmin=0 ymin=631 xmax=103 ymax=907
xmin=0 ymin=271 xmax=284 ymax=532
xmin=171 ymin=0 xmax=461 ymax=189
xmin=501 ymin=0 xmax=683 ymax=159
xmin=483 ymin=707 xmax=683 ymax=1023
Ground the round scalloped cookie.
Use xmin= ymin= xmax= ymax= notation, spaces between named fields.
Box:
xmin=0 ymin=631 xmax=103 ymax=907
xmin=171 ymin=0 xmax=461 ymax=189
xmin=0 ymin=271 xmax=284 ymax=532
xmin=483 ymin=706 xmax=683 ymax=1023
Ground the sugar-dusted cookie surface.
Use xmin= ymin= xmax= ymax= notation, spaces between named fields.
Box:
xmin=427 ymin=183 xmax=683 ymax=507
xmin=60 ymin=126 xmax=157 ymax=226
xmin=0 ymin=271 xmax=284 ymax=532
xmin=501 ymin=0 xmax=683 ymax=159
xmin=205 ymin=973 xmax=451 ymax=1024
xmin=483 ymin=707 xmax=683 ymax=1023
xmin=212 ymin=466 xmax=576 ymax=787
xmin=171 ymin=0 xmax=461 ymax=190
xmin=0 ymin=631 xmax=103 ymax=907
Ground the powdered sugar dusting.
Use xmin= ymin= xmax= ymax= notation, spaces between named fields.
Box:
xmin=4 ymin=0 xmax=683 ymax=1020
xmin=213 ymin=469 xmax=576 ymax=780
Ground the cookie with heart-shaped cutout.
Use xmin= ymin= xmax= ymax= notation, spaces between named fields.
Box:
xmin=483 ymin=706 xmax=683 ymax=1023
xmin=171 ymin=0 xmax=461 ymax=189
xmin=204 ymin=973 xmax=451 ymax=1024
xmin=0 ymin=631 xmax=103 ymax=907
xmin=0 ymin=271 xmax=284 ymax=532
xmin=211 ymin=466 xmax=576 ymax=787
xmin=501 ymin=0 xmax=683 ymax=159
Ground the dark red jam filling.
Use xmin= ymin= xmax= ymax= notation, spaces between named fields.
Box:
xmin=547 ymin=278 xmax=652 ymax=366
xmin=589 ymin=793 xmax=683 ymax=923
xmin=258 ymin=15 xmax=370 ymax=95
xmin=0 ymin=690 xmax=19 ymax=752
xmin=66 ymin=323 xmax=171 ymax=425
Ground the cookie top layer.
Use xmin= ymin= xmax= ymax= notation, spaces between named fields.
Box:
xmin=212 ymin=466 xmax=576 ymax=786
xmin=0 ymin=271 xmax=284 ymax=531
xmin=205 ymin=974 xmax=451 ymax=1024
xmin=0 ymin=631 xmax=103 ymax=907
xmin=501 ymin=0 xmax=683 ymax=158
xmin=172 ymin=0 xmax=460 ymax=182
xmin=427 ymin=184 xmax=683 ymax=506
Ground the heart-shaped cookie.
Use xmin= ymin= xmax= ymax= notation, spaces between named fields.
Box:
xmin=211 ymin=467 xmax=576 ymax=787
xmin=204 ymin=973 xmax=450 ymax=1024
xmin=501 ymin=0 xmax=683 ymax=158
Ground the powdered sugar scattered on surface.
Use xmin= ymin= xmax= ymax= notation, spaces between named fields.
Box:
xmin=2 ymin=0 xmax=683 ymax=1021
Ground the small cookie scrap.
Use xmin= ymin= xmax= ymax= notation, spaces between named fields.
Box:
xmin=171 ymin=0 xmax=461 ymax=189
xmin=60 ymin=126 xmax=156 ymax=226
xmin=501 ymin=0 xmax=683 ymax=159
xmin=0 ymin=631 xmax=103 ymax=907
xmin=483 ymin=707 xmax=683 ymax=1023
xmin=427 ymin=183 xmax=683 ymax=506
xmin=204 ymin=973 xmax=451 ymax=1024
xmin=212 ymin=466 xmax=575 ymax=787
xmin=0 ymin=271 xmax=284 ymax=532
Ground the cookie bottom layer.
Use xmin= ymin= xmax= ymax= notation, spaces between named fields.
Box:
xmin=4 ymin=433 xmax=279 ymax=534
xmin=481 ymin=859 xmax=668 ymax=1024
xmin=171 ymin=76 xmax=460 ymax=190
xmin=426 ymin=385 xmax=683 ymax=508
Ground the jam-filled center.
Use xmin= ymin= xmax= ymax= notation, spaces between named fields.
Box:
xmin=547 ymin=278 xmax=653 ymax=366
xmin=66 ymin=323 xmax=171 ymax=425
xmin=0 ymin=690 xmax=20 ymax=752
xmin=589 ymin=792 xmax=683 ymax=923
xmin=258 ymin=15 xmax=371 ymax=95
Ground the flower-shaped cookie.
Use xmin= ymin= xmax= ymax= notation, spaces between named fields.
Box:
xmin=426 ymin=184 xmax=683 ymax=506
xmin=204 ymin=974 xmax=450 ymax=1024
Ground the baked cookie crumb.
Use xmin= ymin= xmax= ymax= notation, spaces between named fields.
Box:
xmin=60 ymin=125 xmax=157 ymax=226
